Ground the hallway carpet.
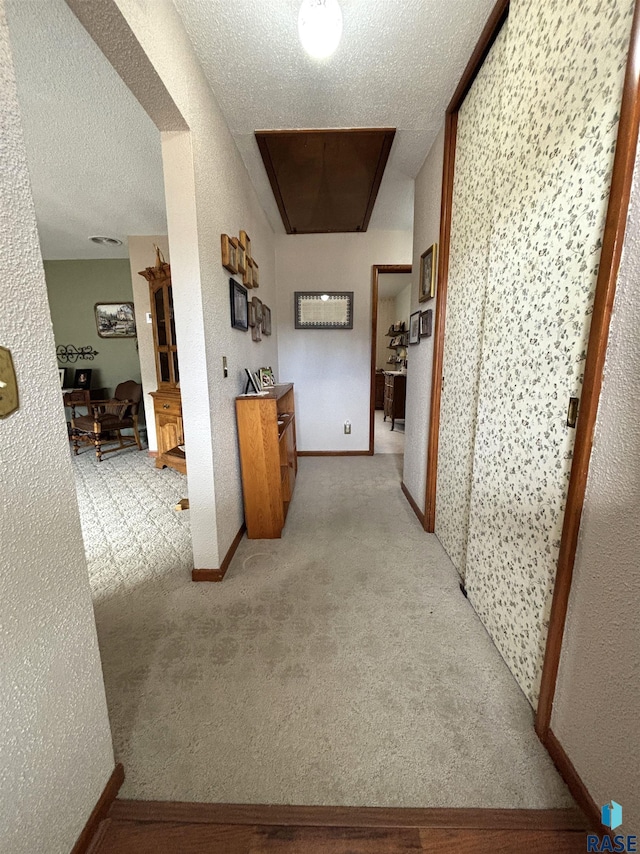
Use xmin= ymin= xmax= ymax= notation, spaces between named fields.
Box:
xmin=77 ymin=451 xmax=573 ymax=808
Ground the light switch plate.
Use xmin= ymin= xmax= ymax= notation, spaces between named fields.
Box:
xmin=0 ymin=346 xmax=19 ymax=418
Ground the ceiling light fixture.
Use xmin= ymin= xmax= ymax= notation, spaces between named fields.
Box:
xmin=298 ymin=0 xmax=342 ymax=60
xmin=320 ymin=294 xmax=330 ymax=301
xmin=89 ymin=236 xmax=122 ymax=246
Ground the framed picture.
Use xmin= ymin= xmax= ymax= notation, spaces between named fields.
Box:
xmin=230 ymin=278 xmax=248 ymax=330
xmin=239 ymin=230 xmax=251 ymax=261
xmin=259 ymin=367 xmax=275 ymax=389
xmin=252 ymin=296 xmax=263 ymax=326
xmin=221 ymin=233 xmax=237 ymax=274
xmin=409 ymin=311 xmax=420 ymax=345
xmin=262 ymin=305 xmax=272 ymax=335
xmin=420 ymin=309 xmax=433 ymax=338
xmin=243 ymin=257 xmax=254 ymax=288
xmin=294 ymin=292 xmax=353 ymax=329
xmin=419 ymin=243 xmax=437 ymax=303
xmin=252 ymin=261 xmax=259 ymax=288
xmin=244 ymin=368 xmax=261 ymax=394
xmin=58 ymin=368 xmax=66 ymax=388
xmin=237 ymin=238 xmax=247 ymax=275
xmin=94 ymin=302 xmax=136 ymax=337
xmin=73 ymin=368 xmax=92 ymax=389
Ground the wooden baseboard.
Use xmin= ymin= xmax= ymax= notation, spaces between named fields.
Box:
xmin=109 ymin=800 xmax=586 ymax=831
xmin=70 ymin=763 xmax=124 ymax=854
xmin=542 ymin=729 xmax=601 ymax=832
xmin=401 ymin=481 xmax=425 ymax=526
xmin=192 ymin=523 xmax=246 ymax=583
xmin=297 ymin=450 xmax=372 ymax=456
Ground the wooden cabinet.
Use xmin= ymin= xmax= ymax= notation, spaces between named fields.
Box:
xmin=236 ymin=384 xmax=297 ymax=539
xmin=150 ymin=388 xmax=186 ymax=474
xmin=375 ymin=371 xmax=385 ymax=409
xmin=383 ymin=372 xmax=406 ymax=430
xmin=139 ymin=247 xmax=186 ymax=475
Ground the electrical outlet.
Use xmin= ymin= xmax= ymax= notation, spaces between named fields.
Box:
xmin=145 ymin=312 xmax=152 ymax=324
xmin=344 ymin=420 xmax=351 ymax=434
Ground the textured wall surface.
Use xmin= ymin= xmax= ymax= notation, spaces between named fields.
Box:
xmin=551 ymin=146 xmax=640 ymax=836
xmin=465 ymin=0 xmax=633 ymax=706
xmin=402 ymin=126 xmax=444 ymax=513
xmin=100 ymin=0 xmax=279 ymax=568
xmin=0 ymin=4 xmax=115 ymax=851
xmin=128 ymin=235 xmax=170 ymax=451
xmin=276 ymin=231 xmax=412 ymax=452
xmin=45 ymin=259 xmax=141 ymax=399
xmin=434 ymin=27 xmax=507 ymax=577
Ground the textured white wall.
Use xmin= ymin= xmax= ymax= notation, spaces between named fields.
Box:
xmin=551 ymin=148 xmax=640 ymax=835
xmin=0 ymin=4 xmax=115 ymax=851
xmin=276 ymin=231 xmax=412 ymax=452
xmin=104 ymin=0 xmax=279 ymax=567
xmin=402 ymin=127 xmax=444 ymax=512
xmin=128 ymin=235 xmax=170 ymax=453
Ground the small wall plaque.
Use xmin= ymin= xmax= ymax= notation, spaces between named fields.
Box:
xmin=294 ymin=292 xmax=353 ymax=329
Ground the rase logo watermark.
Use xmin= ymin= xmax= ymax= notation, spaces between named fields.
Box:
xmin=586 ymin=801 xmax=637 ymax=852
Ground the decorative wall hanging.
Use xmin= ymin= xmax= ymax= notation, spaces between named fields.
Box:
xmin=237 ymin=238 xmax=247 ymax=275
xmin=221 ymin=234 xmax=238 ymax=273
xmin=230 ymin=278 xmax=248 ymax=330
xmin=239 ymin=230 xmax=251 ymax=258
xmin=420 ymin=309 xmax=433 ymax=338
xmin=419 ymin=244 xmax=437 ymax=303
xmin=244 ymin=258 xmax=254 ymax=288
xmin=294 ymin=291 xmax=353 ymax=329
xmin=95 ymin=303 xmax=136 ymax=338
xmin=262 ymin=305 xmax=272 ymax=335
xmin=252 ymin=262 xmax=259 ymax=288
xmin=56 ymin=344 xmax=99 ymax=362
xmin=408 ymin=311 xmax=420 ymax=344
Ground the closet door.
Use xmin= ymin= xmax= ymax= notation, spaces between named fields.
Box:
xmin=464 ymin=0 xmax=634 ymax=706
xmin=434 ymin=26 xmax=508 ymax=579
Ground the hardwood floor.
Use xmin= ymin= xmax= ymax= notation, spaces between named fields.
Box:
xmin=87 ymin=802 xmax=589 ymax=853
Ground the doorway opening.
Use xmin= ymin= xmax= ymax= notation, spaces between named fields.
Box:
xmin=369 ymin=264 xmax=412 ymax=456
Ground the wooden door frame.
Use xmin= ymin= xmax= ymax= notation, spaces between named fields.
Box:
xmin=423 ymin=0 xmax=640 ymax=740
xmin=369 ymin=264 xmax=412 ymax=455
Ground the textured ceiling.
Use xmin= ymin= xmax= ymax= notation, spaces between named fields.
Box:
xmin=378 ymin=272 xmax=412 ymax=300
xmin=173 ymin=0 xmax=498 ymax=233
xmin=6 ymin=0 xmax=167 ymax=260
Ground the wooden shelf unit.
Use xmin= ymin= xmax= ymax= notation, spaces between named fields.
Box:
xmin=236 ymin=383 xmax=297 ymax=539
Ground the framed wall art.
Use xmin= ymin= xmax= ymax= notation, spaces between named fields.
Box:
xmin=244 ymin=257 xmax=254 ymax=288
xmin=420 ymin=308 xmax=433 ymax=338
xmin=294 ymin=292 xmax=353 ymax=329
xmin=419 ymin=243 xmax=437 ymax=303
xmin=262 ymin=305 xmax=271 ymax=335
xmin=94 ymin=302 xmax=136 ymax=338
xmin=221 ymin=234 xmax=238 ymax=274
xmin=409 ymin=310 xmax=420 ymax=344
xmin=230 ymin=278 xmax=248 ymax=330
xmin=239 ymin=230 xmax=251 ymax=260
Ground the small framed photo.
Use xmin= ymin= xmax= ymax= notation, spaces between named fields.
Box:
xmin=262 ymin=304 xmax=272 ymax=336
xmin=252 ymin=296 xmax=263 ymax=326
xmin=237 ymin=238 xmax=247 ymax=275
xmin=230 ymin=278 xmax=248 ymax=331
xmin=243 ymin=257 xmax=254 ymax=288
xmin=221 ymin=233 xmax=238 ymax=274
xmin=239 ymin=230 xmax=251 ymax=260
xmin=95 ymin=302 xmax=136 ymax=337
xmin=244 ymin=368 xmax=261 ymax=394
xmin=420 ymin=309 xmax=433 ymax=338
xmin=58 ymin=368 xmax=66 ymax=388
xmin=419 ymin=243 xmax=437 ymax=303
xmin=73 ymin=368 xmax=92 ymax=389
xmin=252 ymin=261 xmax=259 ymax=288
xmin=409 ymin=311 xmax=420 ymax=345
xmin=259 ymin=367 xmax=275 ymax=389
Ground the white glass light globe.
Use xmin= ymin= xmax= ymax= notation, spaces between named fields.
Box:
xmin=298 ymin=0 xmax=343 ymax=60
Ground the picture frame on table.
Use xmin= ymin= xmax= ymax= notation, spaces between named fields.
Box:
xmin=259 ymin=367 xmax=275 ymax=389
xmin=419 ymin=243 xmax=437 ymax=303
xmin=419 ymin=309 xmax=433 ymax=338
xmin=73 ymin=368 xmax=92 ymax=389
xmin=230 ymin=278 xmax=248 ymax=331
xmin=409 ymin=311 xmax=420 ymax=345
xmin=58 ymin=368 xmax=66 ymax=388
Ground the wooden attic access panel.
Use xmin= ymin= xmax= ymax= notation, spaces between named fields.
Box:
xmin=255 ymin=128 xmax=396 ymax=234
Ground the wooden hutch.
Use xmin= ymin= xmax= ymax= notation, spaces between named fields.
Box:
xmin=139 ymin=247 xmax=186 ymax=475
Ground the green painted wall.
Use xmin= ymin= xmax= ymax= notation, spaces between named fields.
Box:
xmin=44 ymin=259 xmax=142 ymax=402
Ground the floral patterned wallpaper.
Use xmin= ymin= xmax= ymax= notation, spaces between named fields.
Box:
xmin=435 ymin=25 xmax=508 ymax=578
xmin=438 ymin=0 xmax=634 ymax=706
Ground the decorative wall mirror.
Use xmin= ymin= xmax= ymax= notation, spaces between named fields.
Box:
xmin=294 ymin=291 xmax=354 ymax=329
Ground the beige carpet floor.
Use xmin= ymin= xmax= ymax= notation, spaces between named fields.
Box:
xmin=74 ymin=449 xmax=573 ymax=808
xmin=374 ymin=409 xmax=405 ymax=454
